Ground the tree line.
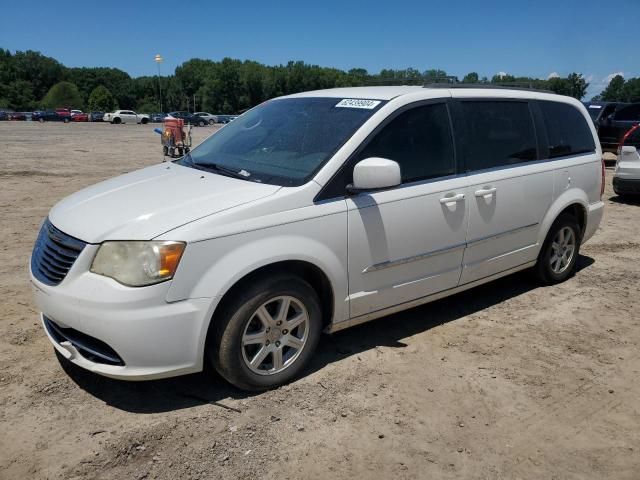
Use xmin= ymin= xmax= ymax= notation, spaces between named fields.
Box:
xmin=1 ymin=48 xmax=634 ymax=114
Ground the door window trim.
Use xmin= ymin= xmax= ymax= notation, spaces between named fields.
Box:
xmin=315 ymin=98 xmax=459 ymax=202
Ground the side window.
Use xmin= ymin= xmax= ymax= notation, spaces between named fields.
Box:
xmin=615 ymin=105 xmax=640 ymax=121
xmin=358 ymin=103 xmax=455 ymax=183
xmin=459 ymin=101 xmax=538 ymax=171
xmin=539 ymin=101 xmax=596 ymax=158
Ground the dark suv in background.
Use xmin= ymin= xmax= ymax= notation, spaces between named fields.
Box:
xmin=597 ymin=103 xmax=640 ymax=153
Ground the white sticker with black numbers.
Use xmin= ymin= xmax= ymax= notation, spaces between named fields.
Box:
xmin=335 ymin=98 xmax=381 ymax=109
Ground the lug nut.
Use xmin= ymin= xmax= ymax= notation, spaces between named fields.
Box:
xmin=275 ymin=341 xmax=281 ymax=347
xmin=282 ymin=329 xmax=288 ymax=334
xmin=276 ymin=321 xmax=282 ymax=326
xmin=266 ymin=340 xmax=270 ymax=345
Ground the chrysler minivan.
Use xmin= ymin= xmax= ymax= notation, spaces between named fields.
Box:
xmin=30 ymin=86 xmax=604 ymax=390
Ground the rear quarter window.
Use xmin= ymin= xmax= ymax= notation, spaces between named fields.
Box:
xmin=539 ymin=101 xmax=596 ymax=158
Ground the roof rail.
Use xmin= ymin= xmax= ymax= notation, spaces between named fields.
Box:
xmin=423 ymin=82 xmax=554 ymax=94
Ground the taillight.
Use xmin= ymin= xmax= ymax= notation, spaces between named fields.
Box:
xmin=600 ymin=157 xmax=605 ymax=198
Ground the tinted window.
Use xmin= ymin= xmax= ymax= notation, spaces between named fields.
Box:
xmin=460 ymin=101 xmax=537 ymax=171
xmin=615 ymin=104 xmax=640 ymax=121
xmin=357 ymin=103 xmax=455 ymax=183
xmin=539 ymin=101 xmax=596 ymax=158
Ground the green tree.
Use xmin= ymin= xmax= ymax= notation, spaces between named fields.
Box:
xmin=87 ymin=85 xmax=117 ymax=111
xmin=462 ymin=72 xmax=479 ymax=83
xmin=620 ymin=78 xmax=640 ymax=103
xmin=42 ymin=81 xmax=83 ymax=109
xmin=601 ymin=75 xmax=625 ymax=101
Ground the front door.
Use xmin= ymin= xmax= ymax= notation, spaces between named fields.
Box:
xmin=346 ymin=101 xmax=468 ymax=318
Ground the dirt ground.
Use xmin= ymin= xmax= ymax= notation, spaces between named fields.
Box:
xmin=1 ymin=121 xmax=639 ymax=480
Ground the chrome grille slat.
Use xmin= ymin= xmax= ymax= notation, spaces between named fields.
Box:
xmin=31 ymin=220 xmax=86 ymax=286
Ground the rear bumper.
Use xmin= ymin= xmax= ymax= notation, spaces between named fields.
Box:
xmin=613 ymin=176 xmax=640 ymax=195
xmin=583 ymin=201 xmax=604 ymax=243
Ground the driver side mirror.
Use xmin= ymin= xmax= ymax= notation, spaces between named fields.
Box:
xmin=347 ymin=157 xmax=401 ymax=194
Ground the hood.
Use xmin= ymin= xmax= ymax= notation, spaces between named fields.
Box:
xmin=49 ymin=163 xmax=281 ymax=243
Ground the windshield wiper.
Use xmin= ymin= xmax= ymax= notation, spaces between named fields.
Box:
xmin=182 ymin=153 xmax=251 ymax=180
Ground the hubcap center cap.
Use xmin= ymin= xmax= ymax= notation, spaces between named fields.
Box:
xmin=267 ymin=328 xmax=282 ymax=343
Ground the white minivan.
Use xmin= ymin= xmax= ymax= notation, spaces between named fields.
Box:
xmin=31 ymin=86 xmax=604 ymax=390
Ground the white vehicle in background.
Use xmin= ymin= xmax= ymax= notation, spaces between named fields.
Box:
xmin=103 ymin=110 xmax=150 ymax=125
xmin=613 ymin=124 xmax=640 ymax=197
xmin=193 ymin=112 xmax=217 ymax=125
xmin=31 ymin=86 xmax=604 ymax=391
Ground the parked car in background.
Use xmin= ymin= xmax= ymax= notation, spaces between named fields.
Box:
xmin=167 ymin=111 xmax=210 ymax=126
xmin=56 ymin=108 xmax=71 ymax=118
xmin=193 ymin=112 xmax=217 ymax=125
xmin=613 ymin=124 xmax=640 ymax=197
xmin=31 ymin=86 xmax=604 ymax=390
xmin=71 ymin=111 xmax=89 ymax=122
xmin=215 ymin=114 xmax=238 ymax=123
xmin=89 ymin=112 xmax=104 ymax=122
xmin=583 ymin=101 xmax=627 ymax=127
xmin=597 ymin=103 xmax=640 ymax=153
xmin=32 ymin=111 xmax=71 ymax=123
xmin=150 ymin=112 xmax=167 ymax=123
xmin=103 ymin=110 xmax=150 ymax=124
xmin=0 ymin=111 xmax=8 ymax=121
xmin=9 ymin=112 xmax=28 ymax=121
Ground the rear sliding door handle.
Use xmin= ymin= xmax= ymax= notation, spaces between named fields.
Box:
xmin=440 ymin=193 xmax=465 ymax=205
xmin=474 ymin=187 xmax=497 ymax=197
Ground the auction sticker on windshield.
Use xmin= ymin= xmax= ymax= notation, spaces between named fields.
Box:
xmin=335 ymin=99 xmax=381 ymax=109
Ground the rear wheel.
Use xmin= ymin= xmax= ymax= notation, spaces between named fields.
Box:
xmin=38 ymin=118 xmax=44 ymax=123
xmin=141 ymin=118 xmax=148 ymax=125
xmin=534 ymin=214 xmax=581 ymax=285
xmin=113 ymin=117 xmax=121 ymax=125
xmin=198 ymin=120 xmax=205 ymax=127
xmin=63 ymin=117 xmax=70 ymax=123
xmin=209 ymin=275 xmax=322 ymax=391
xmin=208 ymin=119 xmax=215 ymax=125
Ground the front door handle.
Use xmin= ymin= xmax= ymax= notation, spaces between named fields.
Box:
xmin=440 ymin=193 xmax=465 ymax=205
xmin=474 ymin=187 xmax=497 ymax=197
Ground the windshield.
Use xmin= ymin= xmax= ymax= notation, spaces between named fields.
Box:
xmin=177 ymin=97 xmax=385 ymax=186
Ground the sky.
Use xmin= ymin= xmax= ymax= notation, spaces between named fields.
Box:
xmin=1 ymin=0 xmax=637 ymax=99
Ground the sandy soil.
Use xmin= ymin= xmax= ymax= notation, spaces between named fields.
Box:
xmin=1 ymin=122 xmax=639 ymax=480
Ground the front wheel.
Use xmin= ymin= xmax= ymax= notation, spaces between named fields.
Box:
xmin=208 ymin=119 xmax=215 ymax=125
xmin=534 ymin=214 xmax=581 ymax=285
xmin=209 ymin=275 xmax=322 ymax=391
xmin=141 ymin=118 xmax=148 ymax=124
xmin=63 ymin=117 xmax=70 ymax=123
xmin=198 ymin=120 xmax=205 ymax=127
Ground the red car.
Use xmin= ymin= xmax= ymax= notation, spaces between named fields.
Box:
xmin=71 ymin=112 xmax=89 ymax=122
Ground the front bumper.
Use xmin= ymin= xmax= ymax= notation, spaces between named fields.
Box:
xmin=31 ymin=246 xmax=215 ymax=380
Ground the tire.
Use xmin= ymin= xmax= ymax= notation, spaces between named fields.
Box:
xmin=209 ymin=274 xmax=322 ymax=391
xmin=208 ymin=119 xmax=215 ymax=125
xmin=63 ymin=117 xmax=69 ymax=123
xmin=113 ymin=117 xmax=121 ymax=125
xmin=38 ymin=118 xmax=44 ymax=123
xmin=141 ymin=118 xmax=148 ymax=125
xmin=534 ymin=213 xmax=581 ymax=285
xmin=198 ymin=120 xmax=205 ymax=127
xmin=177 ymin=147 xmax=184 ymax=156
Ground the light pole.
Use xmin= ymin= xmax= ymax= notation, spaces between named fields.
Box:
xmin=154 ymin=54 xmax=163 ymax=112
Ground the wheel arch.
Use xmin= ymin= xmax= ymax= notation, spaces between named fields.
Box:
xmin=538 ymin=190 xmax=589 ymax=247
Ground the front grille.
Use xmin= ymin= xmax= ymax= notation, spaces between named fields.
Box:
xmin=31 ymin=219 xmax=86 ymax=286
xmin=43 ymin=316 xmax=124 ymax=366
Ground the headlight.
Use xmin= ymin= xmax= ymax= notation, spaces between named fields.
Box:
xmin=90 ymin=241 xmax=186 ymax=287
